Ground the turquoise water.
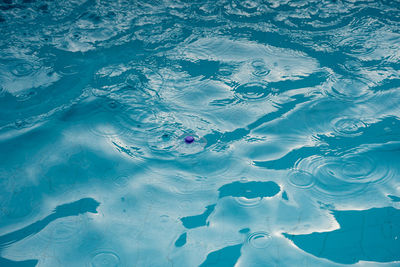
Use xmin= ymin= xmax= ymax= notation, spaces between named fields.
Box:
xmin=1 ymin=0 xmax=400 ymax=266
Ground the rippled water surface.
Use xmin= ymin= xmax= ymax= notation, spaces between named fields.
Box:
xmin=1 ymin=0 xmax=400 ymax=266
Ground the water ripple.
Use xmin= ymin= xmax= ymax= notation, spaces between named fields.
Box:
xmin=247 ymin=231 xmax=272 ymax=249
xmin=288 ymin=170 xmax=315 ymax=189
xmin=90 ymin=251 xmax=120 ymax=267
xmin=234 ymin=82 xmax=270 ymax=101
xmin=37 ymin=217 xmax=85 ymax=245
xmin=332 ymin=117 xmax=367 ymax=137
xmin=1 ymin=0 xmax=400 ymax=266
xmin=295 ymin=153 xmax=395 ymax=200
xmin=235 ymin=197 xmax=263 ymax=208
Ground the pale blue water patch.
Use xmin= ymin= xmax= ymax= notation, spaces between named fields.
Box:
xmin=1 ymin=0 xmax=400 ymax=266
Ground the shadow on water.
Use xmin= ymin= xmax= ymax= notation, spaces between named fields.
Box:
xmin=181 ymin=204 xmax=216 ymax=229
xmin=283 ymin=207 xmax=400 ymax=264
xmin=218 ymin=181 xmax=280 ymax=199
xmin=388 ymin=195 xmax=400 ymax=202
xmin=0 ymin=198 xmax=100 ymax=266
xmin=199 ymin=243 xmax=242 ymax=267
xmin=174 ymin=232 xmax=187 ymax=248
xmin=176 ymin=181 xmax=280 ymax=248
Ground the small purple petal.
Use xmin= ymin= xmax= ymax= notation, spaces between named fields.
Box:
xmin=184 ymin=136 xmax=195 ymax=144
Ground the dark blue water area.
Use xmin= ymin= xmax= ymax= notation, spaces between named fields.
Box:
xmin=1 ymin=0 xmax=400 ymax=266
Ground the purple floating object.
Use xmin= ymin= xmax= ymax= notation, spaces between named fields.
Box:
xmin=184 ymin=136 xmax=194 ymax=144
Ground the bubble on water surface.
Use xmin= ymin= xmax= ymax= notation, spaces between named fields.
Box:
xmin=251 ymin=59 xmax=270 ymax=77
xmin=218 ymin=64 xmax=237 ymax=77
xmin=234 ymin=82 xmax=270 ymax=101
xmin=90 ymin=252 xmax=120 ymax=267
xmin=248 ymin=232 xmax=272 ymax=248
xmin=235 ymin=197 xmax=263 ymax=207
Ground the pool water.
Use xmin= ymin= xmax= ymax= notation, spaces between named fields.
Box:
xmin=1 ymin=0 xmax=400 ymax=266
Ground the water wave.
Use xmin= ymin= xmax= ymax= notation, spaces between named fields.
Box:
xmin=1 ymin=0 xmax=400 ymax=266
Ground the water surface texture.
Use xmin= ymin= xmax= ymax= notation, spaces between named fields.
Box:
xmin=1 ymin=0 xmax=400 ymax=266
